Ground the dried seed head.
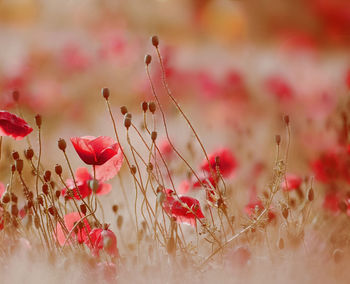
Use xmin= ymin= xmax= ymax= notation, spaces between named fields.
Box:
xmin=308 ymin=188 xmax=314 ymax=201
xmin=102 ymin=87 xmax=110 ymax=100
xmin=24 ymin=148 xmax=34 ymax=160
xmin=2 ymin=192 xmax=10 ymax=204
xmin=144 ymin=54 xmax=152 ymax=65
xmin=141 ymin=101 xmax=148 ymax=112
xmin=278 ymin=238 xmax=284 ymax=249
xmin=282 ymin=206 xmax=289 ymax=219
xmin=55 ymin=164 xmax=63 ymax=176
xmin=151 ymin=35 xmax=159 ymax=47
xmin=11 ymin=204 xmax=18 ymax=217
xmin=37 ymin=195 xmax=43 ymax=206
xmin=15 ymin=159 xmax=23 ymax=173
xmin=50 ymin=181 xmax=55 ymax=189
xmin=130 ymin=165 xmax=137 ymax=175
xmin=42 ymin=184 xmax=49 ymax=195
xmin=284 ymin=115 xmax=290 ymax=125
xmin=148 ymin=102 xmax=156 ymax=114
xmin=80 ymin=204 xmax=87 ymax=215
xmin=117 ymin=215 xmax=123 ymax=229
xmin=275 ymin=135 xmax=281 ymax=145
xmin=147 ymin=162 xmax=153 ymax=172
xmin=12 ymin=151 xmax=20 ymax=160
xmin=112 ymin=204 xmax=118 ymax=214
xmin=58 ymin=138 xmax=67 ymax=151
xmin=124 ymin=115 xmax=131 ymax=129
xmin=12 ymin=90 xmax=20 ymax=102
xmin=120 ymin=106 xmax=128 ymax=115
xmin=35 ymin=114 xmax=42 ymax=128
xmin=151 ymin=131 xmax=157 ymax=141
xmin=44 ymin=170 xmax=51 ymax=182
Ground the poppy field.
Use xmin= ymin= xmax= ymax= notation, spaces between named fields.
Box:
xmin=1 ymin=1 xmax=350 ymax=283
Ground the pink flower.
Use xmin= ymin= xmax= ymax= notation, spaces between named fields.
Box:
xmin=163 ymin=189 xmax=205 ymax=227
xmin=0 ymin=111 xmax=33 ymax=140
xmin=56 ymin=212 xmax=91 ymax=246
xmin=86 ymin=227 xmax=119 ymax=257
xmin=71 ymin=136 xmax=122 ymax=166
xmin=281 ymin=174 xmax=303 ymax=191
xmin=62 ymin=167 xmax=112 ymax=200
xmin=201 ymin=148 xmax=237 ymax=178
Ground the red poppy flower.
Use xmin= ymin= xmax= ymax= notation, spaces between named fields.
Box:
xmin=56 ymin=212 xmax=91 ymax=246
xmin=163 ymin=189 xmax=205 ymax=227
xmin=281 ymin=174 xmax=303 ymax=191
xmin=71 ymin=136 xmax=121 ymax=166
xmin=86 ymin=227 xmax=119 ymax=257
xmin=62 ymin=167 xmax=112 ymax=200
xmin=201 ymin=148 xmax=237 ymax=178
xmin=323 ymin=192 xmax=340 ymax=214
xmin=265 ymin=75 xmax=294 ymax=101
xmin=311 ymin=150 xmax=344 ymax=183
xmin=0 ymin=111 xmax=33 ymax=140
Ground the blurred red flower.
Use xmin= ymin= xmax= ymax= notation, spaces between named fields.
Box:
xmin=62 ymin=167 xmax=112 ymax=200
xmin=86 ymin=227 xmax=119 ymax=258
xmin=71 ymin=136 xmax=121 ymax=166
xmin=0 ymin=111 xmax=33 ymax=140
xmin=201 ymin=148 xmax=237 ymax=178
xmin=163 ymin=189 xmax=205 ymax=227
xmin=56 ymin=212 xmax=91 ymax=246
xmin=281 ymin=174 xmax=303 ymax=191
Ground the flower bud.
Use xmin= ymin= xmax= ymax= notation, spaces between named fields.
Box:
xmin=80 ymin=204 xmax=87 ymax=215
xmin=144 ymin=54 xmax=152 ymax=65
xmin=151 ymin=131 xmax=157 ymax=141
xmin=275 ymin=135 xmax=281 ymax=145
xmin=11 ymin=193 xmax=18 ymax=203
xmin=55 ymin=164 xmax=62 ymax=176
xmin=48 ymin=206 xmax=57 ymax=216
xmin=141 ymin=101 xmax=148 ymax=112
xmin=102 ymin=87 xmax=110 ymax=100
xmin=11 ymin=204 xmax=18 ymax=217
xmin=148 ymin=102 xmax=156 ymax=114
xmin=2 ymin=192 xmax=10 ymax=203
xmin=120 ymin=106 xmax=128 ymax=115
xmin=112 ymin=204 xmax=118 ymax=214
xmin=284 ymin=115 xmax=290 ymax=125
xmin=42 ymin=184 xmax=49 ymax=195
xmin=58 ymin=138 xmax=67 ymax=151
xmin=24 ymin=148 xmax=34 ymax=160
xmin=35 ymin=114 xmax=42 ymax=128
xmin=44 ymin=170 xmax=51 ymax=182
xmin=15 ymin=159 xmax=23 ymax=173
xmin=55 ymin=190 xmax=61 ymax=199
xmin=12 ymin=151 xmax=19 ymax=160
xmin=130 ymin=165 xmax=137 ymax=175
xmin=151 ymin=35 xmax=159 ymax=47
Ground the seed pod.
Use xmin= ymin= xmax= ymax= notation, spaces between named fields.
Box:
xmin=12 ymin=151 xmax=19 ymax=160
xmin=151 ymin=131 xmax=157 ymax=141
xmin=102 ymin=87 xmax=110 ymax=100
xmin=42 ymin=184 xmax=49 ymax=195
xmin=147 ymin=162 xmax=153 ymax=172
xmin=2 ymin=192 xmax=10 ymax=203
xmin=55 ymin=164 xmax=63 ymax=176
xmin=148 ymin=102 xmax=156 ymax=114
xmin=124 ymin=117 xmax=131 ymax=129
xmin=130 ymin=165 xmax=137 ymax=175
xmin=10 ymin=193 xmax=17 ymax=204
xmin=284 ymin=115 xmax=290 ymax=125
xmin=308 ymin=188 xmax=314 ymax=201
xmin=12 ymin=90 xmax=20 ymax=102
xmin=151 ymin=35 xmax=159 ymax=47
xmin=80 ymin=204 xmax=87 ymax=215
xmin=24 ymin=148 xmax=34 ymax=160
xmin=278 ymin=238 xmax=284 ymax=249
xmin=11 ymin=204 xmax=18 ymax=217
xmin=117 ymin=215 xmax=123 ymax=229
xmin=44 ymin=170 xmax=51 ymax=182
xmin=48 ymin=206 xmax=57 ymax=216
xmin=34 ymin=215 xmax=40 ymax=229
xmin=58 ymin=138 xmax=67 ymax=151
xmin=144 ymin=54 xmax=152 ymax=65
xmin=37 ymin=195 xmax=43 ymax=206
xmin=120 ymin=106 xmax=128 ymax=115
xmin=35 ymin=114 xmax=42 ymax=128
xmin=282 ymin=206 xmax=289 ymax=219
xmin=55 ymin=190 xmax=61 ymax=199
xmin=275 ymin=135 xmax=281 ymax=145
xmin=141 ymin=101 xmax=148 ymax=112
xmin=112 ymin=204 xmax=118 ymax=214
xmin=11 ymin=164 xmax=15 ymax=173
xmin=15 ymin=159 xmax=23 ymax=173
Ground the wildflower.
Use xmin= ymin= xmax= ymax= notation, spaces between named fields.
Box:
xmin=264 ymin=75 xmax=294 ymax=101
xmin=62 ymin=167 xmax=112 ymax=200
xmin=201 ymin=148 xmax=237 ymax=178
xmin=56 ymin=212 xmax=91 ymax=246
xmin=323 ymin=192 xmax=340 ymax=214
xmin=163 ymin=189 xmax=205 ymax=227
xmin=86 ymin=225 xmax=119 ymax=257
xmin=71 ymin=136 xmax=121 ymax=166
xmin=0 ymin=111 xmax=33 ymax=140
xmin=281 ymin=174 xmax=302 ymax=191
